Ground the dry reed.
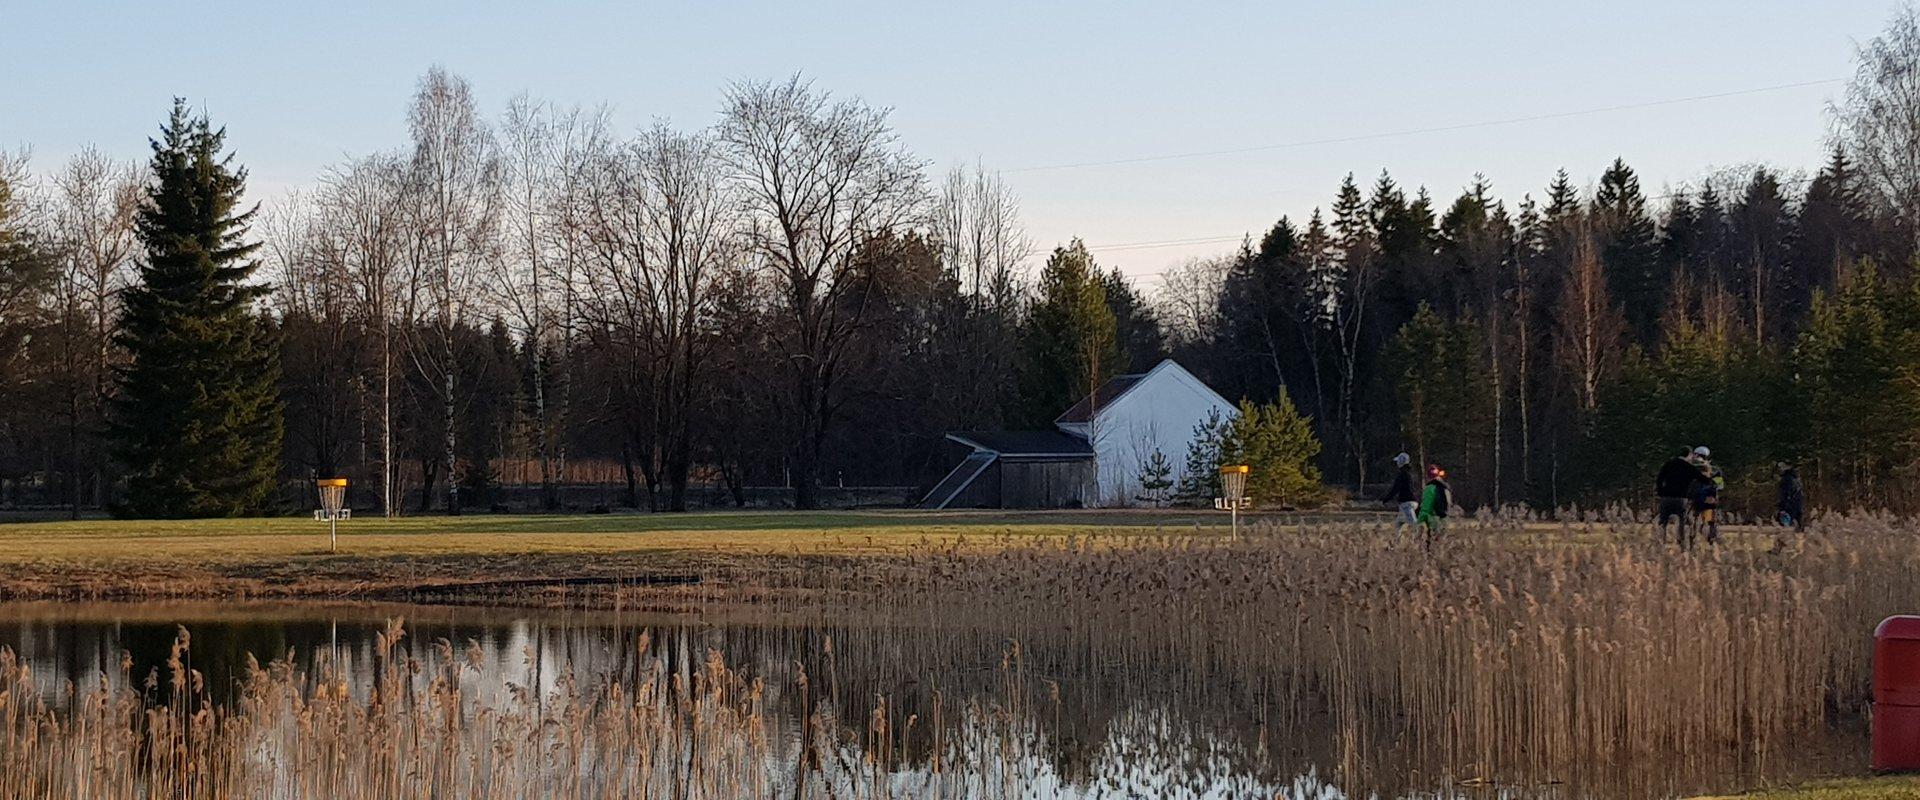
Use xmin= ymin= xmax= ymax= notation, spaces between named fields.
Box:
xmin=2 ymin=517 xmax=1911 ymax=798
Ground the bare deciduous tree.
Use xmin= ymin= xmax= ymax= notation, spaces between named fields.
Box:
xmin=1155 ymin=254 xmax=1231 ymax=349
xmin=494 ymin=94 xmax=562 ymax=509
xmin=1554 ymin=233 xmax=1625 ymax=417
xmin=934 ymin=162 xmax=1031 ymax=310
xmin=47 ymin=148 xmax=140 ymax=515
xmin=574 ymin=122 xmax=739 ymax=511
xmin=405 ymin=66 xmax=498 ymax=513
xmin=317 ymin=153 xmax=409 ymax=515
xmin=719 ymin=76 xmax=927 ymax=509
xmin=1834 ymin=5 xmax=1920 ymax=249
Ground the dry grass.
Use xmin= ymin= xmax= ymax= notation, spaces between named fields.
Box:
xmin=1689 ymin=778 xmax=1920 ymax=799
xmin=0 ymin=513 xmax=1912 ymax=798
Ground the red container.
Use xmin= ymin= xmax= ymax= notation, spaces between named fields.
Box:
xmin=1875 ymin=615 xmax=1920 ymax=772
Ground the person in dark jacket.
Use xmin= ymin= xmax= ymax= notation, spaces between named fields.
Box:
xmin=1777 ymin=463 xmax=1806 ymax=532
xmin=1656 ymin=447 xmax=1714 ymax=545
xmin=1380 ymin=452 xmax=1418 ymax=536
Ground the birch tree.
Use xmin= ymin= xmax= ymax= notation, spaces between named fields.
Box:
xmin=318 ymin=153 xmax=409 ymax=515
xmin=493 ymin=95 xmax=562 ymax=509
xmin=405 ymin=66 xmax=498 ymax=514
xmin=1554 ymin=233 xmax=1626 ymax=419
xmin=1834 ymin=4 xmax=1920 ymax=250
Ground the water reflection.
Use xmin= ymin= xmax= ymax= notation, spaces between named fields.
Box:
xmin=0 ymin=601 xmax=1864 ymax=799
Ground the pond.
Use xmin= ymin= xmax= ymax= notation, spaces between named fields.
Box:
xmin=0 ymin=600 xmax=1870 ymax=799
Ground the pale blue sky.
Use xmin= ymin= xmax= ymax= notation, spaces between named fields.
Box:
xmin=1 ymin=1 xmax=1899 ymax=282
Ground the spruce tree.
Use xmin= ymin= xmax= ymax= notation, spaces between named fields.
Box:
xmin=1795 ymin=147 xmax=1868 ymax=295
xmin=1592 ymin=158 xmax=1663 ymax=342
xmin=1018 ymin=239 xmax=1119 ymax=426
xmin=110 ymin=101 xmax=283 ymax=518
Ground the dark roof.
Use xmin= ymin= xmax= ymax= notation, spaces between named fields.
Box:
xmin=946 ymin=431 xmax=1093 ymax=457
xmin=1054 ymin=373 xmax=1147 ymax=424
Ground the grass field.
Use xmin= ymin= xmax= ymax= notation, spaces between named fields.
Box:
xmin=0 ymin=507 xmax=1816 ymax=602
xmin=0 ymin=507 xmax=1283 ymax=601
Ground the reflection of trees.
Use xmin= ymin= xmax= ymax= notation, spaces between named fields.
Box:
xmin=7 ymin=608 xmax=1318 ymax=791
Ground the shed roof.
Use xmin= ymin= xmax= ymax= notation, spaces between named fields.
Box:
xmin=946 ymin=431 xmax=1094 ymax=458
xmin=1053 ymin=374 xmax=1147 ymax=424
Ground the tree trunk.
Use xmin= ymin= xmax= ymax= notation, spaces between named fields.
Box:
xmin=620 ymin=443 xmax=639 ymax=509
xmin=381 ymin=322 xmax=395 ymax=517
xmin=443 ymin=326 xmax=460 ymax=516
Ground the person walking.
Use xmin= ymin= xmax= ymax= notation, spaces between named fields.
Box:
xmin=1381 ymin=452 xmax=1418 ymax=537
xmin=1417 ymin=464 xmax=1452 ymax=546
xmin=1656 ymin=447 xmax=1711 ymax=546
xmin=1690 ymin=447 xmax=1724 ymax=547
xmin=1777 ymin=462 xmax=1806 ymax=532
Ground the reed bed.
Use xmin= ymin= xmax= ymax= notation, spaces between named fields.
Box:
xmin=1 ymin=517 xmax=1913 ymax=798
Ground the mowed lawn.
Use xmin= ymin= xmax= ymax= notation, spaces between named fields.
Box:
xmin=0 ymin=508 xmax=1264 ymax=569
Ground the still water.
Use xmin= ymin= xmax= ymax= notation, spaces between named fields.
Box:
xmin=0 ymin=601 xmax=1868 ymax=799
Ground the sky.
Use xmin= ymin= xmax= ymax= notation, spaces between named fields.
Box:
xmin=1 ymin=1 xmax=1902 ymax=287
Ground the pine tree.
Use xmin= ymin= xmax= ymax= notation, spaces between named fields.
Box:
xmin=1018 ymin=239 xmax=1119 ymax=426
xmin=1544 ymin=169 xmax=1581 ymax=224
xmin=1795 ymin=147 xmax=1869 ymax=298
xmin=110 ymin=101 xmax=283 ymax=518
xmin=1098 ymin=267 xmax=1165 ymax=372
xmin=1728 ymin=168 xmax=1796 ymax=341
xmin=1134 ymin=448 xmax=1175 ymax=507
xmin=1220 ymin=396 xmax=1325 ymax=508
xmin=1174 ymin=407 xmax=1229 ymax=505
xmin=1592 ymin=158 xmax=1663 ymax=342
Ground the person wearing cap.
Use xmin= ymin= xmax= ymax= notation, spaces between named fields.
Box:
xmin=1380 ymin=452 xmax=1418 ymax=536
xmin=1416 ymin=464 xmax=1452 ymax=543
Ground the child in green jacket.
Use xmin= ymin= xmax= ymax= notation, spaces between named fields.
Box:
xmin=1417 ymin=464 xmax=1452 ymax=540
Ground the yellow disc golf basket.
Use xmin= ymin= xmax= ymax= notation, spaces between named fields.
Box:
xmin=314 ymin=477 xmax=350 ymax=552
xmin=1214 ymin=464 xmax=1252 ymax=537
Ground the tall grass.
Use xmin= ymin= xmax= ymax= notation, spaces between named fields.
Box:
xmin=1 ymin=517 xmax=1912 ymax=798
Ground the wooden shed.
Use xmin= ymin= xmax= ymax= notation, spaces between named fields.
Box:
xmin=919 ymin=431 xmax=1093 ymax=509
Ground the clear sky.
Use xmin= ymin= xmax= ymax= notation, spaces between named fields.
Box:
xmin=1 ymin=1 xmax=1900 ymax=285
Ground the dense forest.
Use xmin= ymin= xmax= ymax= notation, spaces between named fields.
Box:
xmin=2 ymin=11 xmax=1919 ymax=517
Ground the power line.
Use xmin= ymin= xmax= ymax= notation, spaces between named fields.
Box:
xmin=1009 ymin=78 xmax=1842 ymax=174
xmin=1089 ymin=234 xmax=1248 ymax=251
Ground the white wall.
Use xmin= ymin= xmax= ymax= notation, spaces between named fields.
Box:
xmin=1067 ymin=361 xmax=1237 ymax=507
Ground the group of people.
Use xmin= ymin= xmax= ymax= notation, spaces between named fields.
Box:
xmin=1656 ymin=446 xmax=1809 ymax=547
xmin=1655 ymin=446 xmax=1725 ymax=547
xmin=1380 ymin=453 xmax=1451 ymax=542
xmin=1376 ymin=446 xmax=1810 ymax=546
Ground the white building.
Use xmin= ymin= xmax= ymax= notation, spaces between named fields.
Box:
xmin=922 ymin=360 xmax=1238 ymax=508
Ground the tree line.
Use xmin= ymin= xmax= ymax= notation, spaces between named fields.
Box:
xmin=0 ymin=8 xmax=1917 ymax=517
xmin=1170 ymin=9 xmax=1920 ymax=515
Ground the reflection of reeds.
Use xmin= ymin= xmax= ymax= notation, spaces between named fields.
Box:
xmin=1 ymin=518 xmax=1911 ymax=798
xmin=744 ymin=519 xmax=1908 ymax=793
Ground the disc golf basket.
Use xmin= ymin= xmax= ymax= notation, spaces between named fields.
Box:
xmin=1214 ymin=464 xmax=1252 ymax=537
xmin=314 ymin=477 xmax=350 ymax=552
